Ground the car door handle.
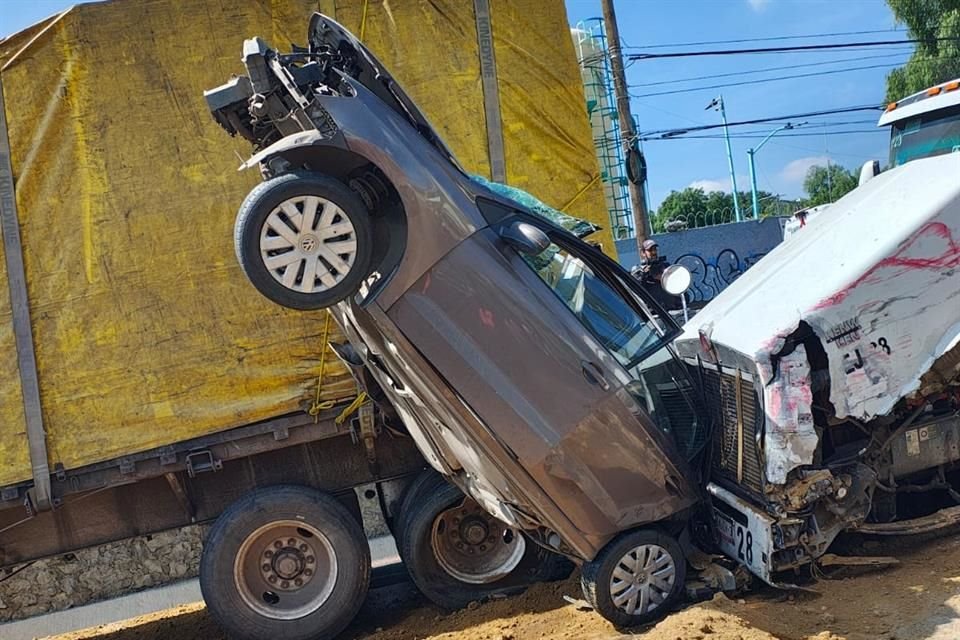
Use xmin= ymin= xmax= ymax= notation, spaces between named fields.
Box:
xmin=581 ymin=361 xmax=610 ymax=391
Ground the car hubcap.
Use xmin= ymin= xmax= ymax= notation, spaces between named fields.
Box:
xmin=234 ymin=521 xmax=337 ymax=620
xmin=259 ymin=195 xmax=357 ymax=293
xmin=431 ymin=498 xmax=526 ymax=585
xmin=609 ymin=544 xmax=676 ymax=616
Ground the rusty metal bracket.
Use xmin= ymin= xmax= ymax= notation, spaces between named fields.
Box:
xmin=0 ymin=72 xmax=51 ymax=512
xmin=185 ymin=450 xmax=222 ymax=478
xmin=351 ymin=403 xmax=379 ymax=475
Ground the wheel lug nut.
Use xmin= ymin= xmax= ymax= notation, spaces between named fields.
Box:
xmin=264 ymin=550 xmax=274 ymax=558
xmin=287 ymin=538 xmax=296 ymax=546
xmin=268 ymin=575 xmax=277 ymax=584
xmin=274 ymin=541 xmax=282 ymax=549
xmin=299 ymin=544 xmax=308 ymax=552
xmin=281 ymin=581 xmax=290 ymax=589
xmin=305 ymin=569 xmax=314 ymax=577
xmin=479 ymin=545 xmax=486 ymax=552
xmin=295 ymin=579 xmax=303 ymax=587
xmin=262 ymin=564 xmax=271 ymax=572
xmin=306 ymin=556 xmax=315 ymax=564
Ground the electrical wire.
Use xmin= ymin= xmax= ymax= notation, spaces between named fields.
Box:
xmin=628 ymin=37 xmax=960 ymax=60
xmin=622 ymin=29 xmax=908 ymax=50
xmin=630 ymin=60 xmax=912 ymax=98
xmin=628 ymin=52 xmax=912 ymax=88
xmin=639 ymin=105 xmax=884 ymax=139
xmin=641 ymin=129 xmax=884 ymax=140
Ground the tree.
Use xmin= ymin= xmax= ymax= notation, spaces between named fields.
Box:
xmin=802 ymin=164 xmax=858 ymax=207
xmin=885 ymin=0 xmax=960 ymax=101
xmin=652 ymin=187 xmax=779 ymax=232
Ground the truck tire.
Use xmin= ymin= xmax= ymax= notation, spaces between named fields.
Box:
xmin=393 ymin=468 xmax=447 ymax=552
xmin=400 ymin=480 xmax=571 ymax=610
xmin=235 ymin=171 xmax=374 ymax=310
xmin=580 ymin=528 xmax=686 ymax=628
xmin=200 ymin=485 xmax=370 ymax=640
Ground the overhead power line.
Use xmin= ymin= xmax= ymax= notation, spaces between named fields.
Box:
xmin=623 ymin=29 xmax=908 ymax=50
xmin=628 ymin=52 xmax=912 ymax=88
xmin=643 ymin=129 xmax=884 ymax=140
xmin=639 ymin=105 xmax=884 ymax=139
xmin=630 ymin=60 xmax=911 ymax=98
xmin=628 ymin=37 xmax=959 ymax=60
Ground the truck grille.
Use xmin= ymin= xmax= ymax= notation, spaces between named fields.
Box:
xmin=701 ymin=367 xmax=765 ymax=497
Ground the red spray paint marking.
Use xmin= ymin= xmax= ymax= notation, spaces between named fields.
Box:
xmin=813 ymin=222 xmax=960 ymax=310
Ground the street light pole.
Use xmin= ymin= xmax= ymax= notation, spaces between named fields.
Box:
xmin=747 ymin=122 xmax=804 ymax=218
xmin=601 ymin=0 xmax=650 ymax=248
xmin=707 ymin=95 xmax=741 ymax=222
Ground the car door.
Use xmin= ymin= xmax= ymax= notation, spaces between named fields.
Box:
xmin=387 ymin=212 xmax=699 ymax=540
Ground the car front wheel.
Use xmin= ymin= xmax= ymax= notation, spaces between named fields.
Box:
xmin=234 ymin=171 xmax=374 ymax=310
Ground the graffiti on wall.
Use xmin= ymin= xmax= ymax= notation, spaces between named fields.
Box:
xmin=675 ymin=248 xmax=768 ymax=303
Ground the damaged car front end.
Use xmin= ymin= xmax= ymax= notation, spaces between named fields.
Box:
xmin=674 ymin=151 xmax=960 ymax=585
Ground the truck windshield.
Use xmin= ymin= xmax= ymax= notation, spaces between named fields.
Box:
xmin=889 ymin=104 xmax=960 ymax=167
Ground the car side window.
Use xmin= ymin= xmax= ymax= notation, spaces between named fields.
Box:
xmin=522 ymin=242 xmax=667 ymax=369
xmin=519 ymin=234 xmax=706 ymax=460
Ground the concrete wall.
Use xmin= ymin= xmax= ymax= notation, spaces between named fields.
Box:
xmin=0 ymin=526 xmax=206 ymax=622
xmin=615 ymin=217 xmax=788 ymax=303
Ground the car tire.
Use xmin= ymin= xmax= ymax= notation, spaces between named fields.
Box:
xmin=199 ymin=485 xmax=370 ymax=640
xmin=235 ymin=171 xmax=374 ymax=310
xmin=580 ymin=528 xmax=686 ymax=628
xmin=400 ymin=480 xmax=571 ymax=610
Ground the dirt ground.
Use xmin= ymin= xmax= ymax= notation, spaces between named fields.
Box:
xmin=47 ymin=533 xmax=960 ymax=640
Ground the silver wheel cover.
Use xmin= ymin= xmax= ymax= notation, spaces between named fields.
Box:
xmin=430 ymin=498 xmax=526 ymax=585
xmin=609 ymin=543 xmax=677 ymax=616
xmin=234 ymin=520 xmax=338 ymax=620
xmin=260 ymin=195 xmax=358 ymax=293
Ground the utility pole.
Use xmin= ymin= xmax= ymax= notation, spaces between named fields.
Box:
xmin=601 ymin=0 xmax=649 ymax=248
xmin=707 ymin=95 xmax=741 ymax=222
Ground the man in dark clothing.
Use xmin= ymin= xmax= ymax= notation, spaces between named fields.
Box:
xmin=631 ymin=239 xmax=678 ymax=310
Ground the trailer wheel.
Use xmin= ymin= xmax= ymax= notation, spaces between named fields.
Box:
xmin=235 ymin=171 xmax=374 ymax=310
xmin=580 ymin=529 xmax=686 ymax=628
xmin=400 ymin=479 xmax=571 ymax=610
xmin=200 ymin=486 xmax=370 ymax=640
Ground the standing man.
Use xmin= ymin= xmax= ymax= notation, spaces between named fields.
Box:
xmin=632 ymin=239 xmax=676 ymax=309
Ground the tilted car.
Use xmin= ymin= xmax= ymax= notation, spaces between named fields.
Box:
xmin=204 ymin=13 xmax=711 ymax=634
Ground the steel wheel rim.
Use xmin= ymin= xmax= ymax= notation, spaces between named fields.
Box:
xmin=431 ymin=498 xmax=526 ymax=585
xmin=234 ymin=520 xmax=338 ymax=620
xmin=259 ymin=195 xmax=358 ymax=293
xmin=609 ymin=543 xmax=676 ymax=616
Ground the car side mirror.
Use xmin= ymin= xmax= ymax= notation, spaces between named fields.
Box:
xmin=500 ymin=221 xmax=550 ymax=256
xmin=858 ymin=160 xmax=880 ymax=186
xmin=661 ymin=265 xmax=691 ymax=296
xmin=661 ymin=264 xmax=692 ymax=323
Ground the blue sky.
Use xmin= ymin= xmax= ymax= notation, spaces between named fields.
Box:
xmin=2 ymin=0 xmax=901 ymax=208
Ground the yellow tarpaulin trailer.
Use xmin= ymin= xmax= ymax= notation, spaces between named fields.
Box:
xmin=0 ymin=0 xmax=608 ymax=497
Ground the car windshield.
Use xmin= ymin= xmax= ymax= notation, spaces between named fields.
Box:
xmin=889 ymin=104 xmax=960 ymax=167
xmin=526 ymin=244 xmax=669 ymax=369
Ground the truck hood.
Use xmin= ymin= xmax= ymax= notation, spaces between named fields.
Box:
xmin=677 ymin=152 xmax=960 ymax=419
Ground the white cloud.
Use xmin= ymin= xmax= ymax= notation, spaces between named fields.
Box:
xmin=688 ymin=179 xmax=731 ymax=193
xmin=747 ymin=0 xmax=771 ymax=10
xmin=687 ymin=177 xmax=750 ymax=193
xmin=780 ymin=156 xmax=831 ymax=184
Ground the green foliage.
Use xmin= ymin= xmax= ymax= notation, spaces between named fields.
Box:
xmin=802 ymin=164 xmax=859 ymax=207
xmin=885 ymin=0 xmax=960 ymax=101
xmin=652 ymin=187 xmax=788 ymax=232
